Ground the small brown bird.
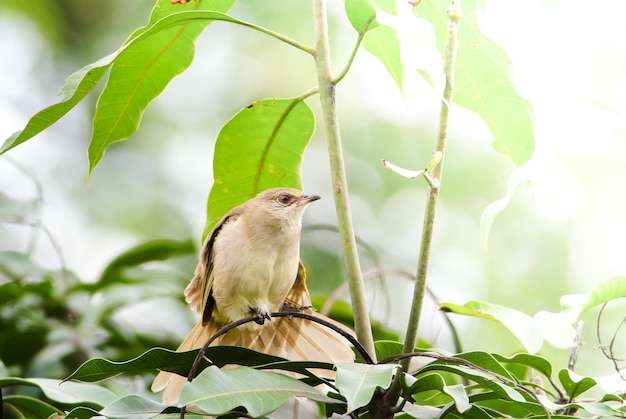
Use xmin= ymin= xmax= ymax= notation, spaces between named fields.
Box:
xmin=152 ymin=188 xmax=354 ymax=402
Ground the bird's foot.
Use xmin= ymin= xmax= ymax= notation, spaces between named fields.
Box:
xmin=249 ymin=308 xmax=272 ymax=325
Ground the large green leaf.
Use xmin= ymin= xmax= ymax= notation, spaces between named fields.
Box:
xmin=87 ymin=0 xmax=235 ymax=175
xmin=558 ymin=369 xmax=598 ymax=400
xmin=1 ymin=1 xmax=237 ymax=163
xmin=204 ymin=98 xmax=315 ymax=238
xmin=335 ymin=362 xmax=398 ymax=412
xmin=179 ymin=366 xmax=338 ymax=416
xmin=415 ymin=0 xmax=534 ymax=167
xmin=65 ymin=346 xmax=333 ymax=384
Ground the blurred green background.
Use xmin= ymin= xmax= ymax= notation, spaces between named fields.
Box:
xmin=1 ymin=0 xmax=625 ymax=384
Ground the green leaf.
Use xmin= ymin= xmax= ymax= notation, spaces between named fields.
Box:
xmin=440 ymin=300 xmax=543 ymax=353
xmin=2 ymin=1 xmax=237 ymax=160
xmin=558 ymin=369 xmax=597 ymax=400
xmin=491 ymin=353 xmax=553 ymax=379
xmin=99 ymin=395 xmax=166 ymax=419
xmin=204 ymin=98 xmax=315 ymax=238
xmin=179 ymin=366 xmax=338 ymax=417
xmin=88 ymin=0 xmax=236 ymax=175
xmin=455 ymin=351 xmax=516 ymax=381
xmin=0 ymin=377 xmax=117 ymax=406
xmin=406 ymin=373 xmax=469 ymax=413
xmin=2 ymin=395 xmax=64 ymax=418
xmin=335 ymin=362 xmax=397 ymax=412
xmin=583 ymin=276 xmax=626 ymax=310
xmin=345 ymin=0 xmax=379 ymax=33
xmin=65 ymin=346 xmax=332 ymax=384
xmin=0 ymin=54 xmax=111 ymax=155
xmin=94 ymin=239 xmax=194 ymax=289
xmin=416 ymin=0 xmax=534 ymax=166
xmin=362 ymin=25 xmax=404 ymax=95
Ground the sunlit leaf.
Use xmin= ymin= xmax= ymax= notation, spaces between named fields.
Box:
xmin=416 ymin=0 xmax=534 ymax=166
xmin=363 ymin=25 xmax=404 ymax=95
xmin=345 ymin=0 xmax=379 ymax=33
xmin=335 ymin=363 xmax=397 ymax=412
xmin=179 ymin=366 xmax=337 ymax=416
xmin=440 ymin=300 xmax=543 ymax=353
xmin=88 ymin=0 xmax=236 ymax=175
xmin=204 ymin=98 xmax=315 ymax=238
xmin=583 ymin=276 xmax=626 ymax=310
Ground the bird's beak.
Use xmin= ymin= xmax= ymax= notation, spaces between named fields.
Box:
xmin=295 ymin=194 xmax=321 ymax=206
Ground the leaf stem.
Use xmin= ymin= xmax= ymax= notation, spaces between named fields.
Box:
xmin=312 ymin=0 xmax=376 ymax=361
xmin=400 ymin=0 xmax=462 ymax=370
xmin=333 ymin=14 xmax=376 ymax=85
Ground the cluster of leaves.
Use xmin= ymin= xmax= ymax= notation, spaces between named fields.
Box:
xmin=2 ymin=327 xmax=626 ymax=418
xmin=1 ymin=0 xmax=626 ymax=418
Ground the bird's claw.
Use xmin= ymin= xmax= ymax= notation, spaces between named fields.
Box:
xmin=250 ymin=308 xmax=271 ymax=325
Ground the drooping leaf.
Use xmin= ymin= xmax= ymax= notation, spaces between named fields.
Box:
xmin=362 ymin=25 xmax=404 ymax=96
xmin=480 ymin=167 xmax=532 ymax=250
xmin=204 ymin=98 xmax=315 ymax=238
xmin=87 ymin=0 xmax=236 ymax=175
xmin=179 ymin=366 xmax=338 ymax=417
xmin=415 ymin=0 xmax=534 ymax=166
xmin=335 ymin=363 xmax=398 ymax=412
xmin=558 ymin=369 xmax=597 ymax=400
xmin=440 ymin=300 xmax=543 ymax=353
xmin=65 ymin=346 xmax=332 ymax=384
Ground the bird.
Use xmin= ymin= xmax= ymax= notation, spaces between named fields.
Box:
xmin=152 ymin=187 xmax=355 ymax=403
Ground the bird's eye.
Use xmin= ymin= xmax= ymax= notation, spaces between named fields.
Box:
xmin=277 ymin=194 xmax=292 ymax=205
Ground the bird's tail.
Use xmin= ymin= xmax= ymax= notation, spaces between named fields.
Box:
xmin=151 ymin=309 xmax=355 ymax=404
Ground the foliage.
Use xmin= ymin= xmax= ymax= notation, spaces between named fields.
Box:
xmin=1 ymin=0 xmax=625 ymax=418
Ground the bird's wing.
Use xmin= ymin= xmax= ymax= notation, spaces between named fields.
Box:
xmin=184 ymin=212 xmax=239 ymax=324
xmin=283 ymin=260 xmax=312 ymax=308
